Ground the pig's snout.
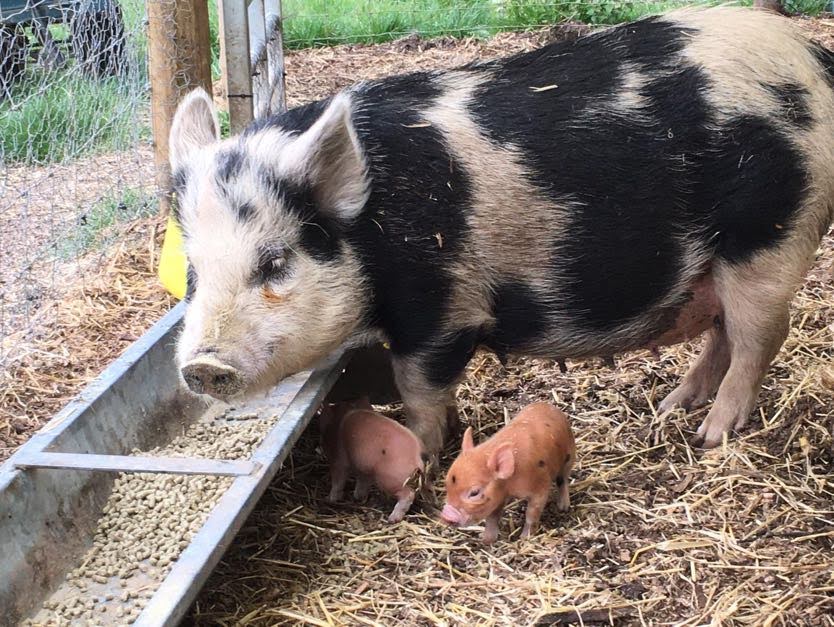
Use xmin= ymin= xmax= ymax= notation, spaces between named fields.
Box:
xmin=181 ymin=356 xmax=244 ymax=399
xmin=440 ymin=503 xmax=465 ymax=526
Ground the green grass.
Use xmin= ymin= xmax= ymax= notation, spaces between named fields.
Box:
xmin=279 ymin=0 xmax=773 ymax=48
xmin=57 ymin=187 xmax=157 ymax=260
xmin=0 ymin=71 xmax=147 ymax=164
xmin=0 ymin=0 xmax=148 ymax=165
xmin=783 ymin=0 xmax=830 ymax=14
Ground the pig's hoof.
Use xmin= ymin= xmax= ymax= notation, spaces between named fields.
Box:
xmin=658 ymin=388 xmax=695 ymax=414
xmin=688 ymin=433 xmax=707 ymax=449
xmin=520 ymin=526 xmax=534 ymax=540
xmin=387 ymin=511 xmax=405 ymax=524
xmin=482 ymin=532 xmax=498 ymax=545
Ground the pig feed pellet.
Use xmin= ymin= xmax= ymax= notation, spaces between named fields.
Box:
xmin=26 ymin=415 xmax=275 ymax=626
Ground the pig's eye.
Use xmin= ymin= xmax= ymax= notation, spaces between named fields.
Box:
xmin=467 ymin=487 xmax=483 ymax=499
xmin=255 ymin=247 xmax=289 ymax=284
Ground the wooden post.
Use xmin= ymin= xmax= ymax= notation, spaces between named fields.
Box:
xmin=148 ymin=0 xmax=213 ymax=217
xmin=218 ymin=0 xmax=253 ymax=133
xmin=266 ymin=0 xmax=287 ymax=114
xmin=251 ymin=0 xmax=286 ymax=118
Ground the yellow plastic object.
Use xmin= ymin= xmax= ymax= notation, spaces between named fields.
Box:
xmin=158 ymin=215 xmax=188 ymax=300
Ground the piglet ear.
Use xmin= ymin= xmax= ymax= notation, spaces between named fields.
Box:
xmin=169 ymin=88 xmax=220 ymax=171
xmin=488 ymin=444 xmax=515 ymax=480
xmin=462 ymin=426 xmax=475 ymax=453
xmin=284 ymin=93 xmax=370 ymax=221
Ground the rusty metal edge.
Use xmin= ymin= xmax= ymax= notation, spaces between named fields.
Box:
xmin=135 ymin=348 xmax=352 ymax=627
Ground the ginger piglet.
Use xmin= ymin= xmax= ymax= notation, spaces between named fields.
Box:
xmin=440 ymin=402 xmax=575 ymax=543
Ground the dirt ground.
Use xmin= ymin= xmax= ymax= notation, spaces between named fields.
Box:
xmin=1 ymin=16 xmax=833 ymax=626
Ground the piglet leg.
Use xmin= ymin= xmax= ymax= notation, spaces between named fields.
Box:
xmin=327 ymin=448 xmax=350 ymax=503
xmin=555 ymin=475 xmax=570 ymax=512
xmin=327 ymin=457 xmax=349 ymax=503
xmin=482 ymin=507 xmax=503 ymax=544
xmin=387 ymin=488 xmax=416 ymax=523
xmin=521 ymin=494 xmax=549 ymax=539
xmin=353 ymin=474 xmax=372 ymax=502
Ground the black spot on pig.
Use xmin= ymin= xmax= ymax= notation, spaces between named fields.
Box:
xmin=615 ymin=17 xmax=696 ymax=67
xmin=809 ymin=43 xmax=834 ymax=89
xmin=425 ymin=327 xmax=481 ymax=388
xmin=245 ymin=97 xmax=333 ymax=136
xmin=471 ymin=18 xmax=692 ymax=143
xmin=538 ymin=460 xmax=546 ymax=468
xmin=766 ymin=83 xmax=812 ymax=128
xmin=276 ymin=179 xmax=341 ymax=263
xmin=471 ymin=21 xmax=698 ymax=331
xmin=237 ymin=201 xmax=255 ymax=222
xmin=701 ymin=115 xmax=807 ymax=263
xmin=216 ymin=148 xmax=245 ymax=186
xmin=344 ymin=73 xmax=472 ymax=356
xmin=485 ymin=281 xmax=548 ymax=355
xmin=185 ymin=265 xmax=197 ymax=302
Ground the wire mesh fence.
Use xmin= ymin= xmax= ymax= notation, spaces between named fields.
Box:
xmin=0 ymin=0 xmax=152 ymax=359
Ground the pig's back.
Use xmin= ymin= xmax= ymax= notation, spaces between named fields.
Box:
xmin=499 ymin=404 xmax=574 ymax=495
xmin=341 ymin=411 xmax=423 ymax=493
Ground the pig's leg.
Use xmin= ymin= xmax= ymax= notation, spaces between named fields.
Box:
xmin=555 ymin=475 xmax=570 ymax=512
xmin=353 ymin=474 xmax=372 ymax=502
xmin=693 ymin=260 xmax=794 ymax=448
xmin=659 ymin=326 xmax=731 ymax=413
xmin=328 ymin=457 xmax=349 ymax=503
xmin=483 ymin=507 xmax=503 ymax=545
xmin=521 ymin=493 xmax=549 ymax=539
xmin=387 ymin=488 xmax=415 ymax=524
xmin=392 ymin=357 xmax=456 ymax=459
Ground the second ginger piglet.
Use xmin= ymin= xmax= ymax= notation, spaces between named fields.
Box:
xmin=441 ymin=402 xmax=575 ymax=543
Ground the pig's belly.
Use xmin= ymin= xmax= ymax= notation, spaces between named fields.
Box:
xmin=645 ymin=274 xmax=722 ymax=349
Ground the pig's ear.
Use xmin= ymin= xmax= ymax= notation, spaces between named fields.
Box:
xmin=487 ymin=444 xmax=515 ymax=480
xmin=462 ymin=427 xmax=475 ymax=452
xmin=287 ymin=93 xmax=370 ymax=221
xmin=169 ymin=88 xmax=220 ymax=171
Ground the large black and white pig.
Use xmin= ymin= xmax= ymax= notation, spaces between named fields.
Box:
xmin=170 ymin=7 xmax=834 ymax=454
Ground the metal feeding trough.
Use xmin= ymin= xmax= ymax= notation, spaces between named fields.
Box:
xmin=0 ymin=302 xmax=398 ymax=626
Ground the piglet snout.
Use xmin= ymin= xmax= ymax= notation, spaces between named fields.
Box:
xmin=440 ymin=503 xmax=464 ymax=525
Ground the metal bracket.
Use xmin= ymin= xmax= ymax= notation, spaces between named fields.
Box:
xmin=13 ymin=452 xmax=259 ymax=477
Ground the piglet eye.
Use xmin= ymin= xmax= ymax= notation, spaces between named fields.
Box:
xmin=467 ymin=487 xmax=482 ymax=499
